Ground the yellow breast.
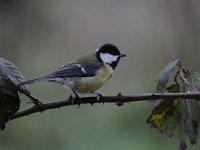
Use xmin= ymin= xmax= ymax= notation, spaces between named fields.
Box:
xmin=73 ymin=64 xmax=113 ymax=94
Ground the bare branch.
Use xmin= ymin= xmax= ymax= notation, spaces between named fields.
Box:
xmin=10 ymin=92 xmax=200 ymax=120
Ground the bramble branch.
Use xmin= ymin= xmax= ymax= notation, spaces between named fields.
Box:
xmin=10 ymin=92 xmax=200 ymax=120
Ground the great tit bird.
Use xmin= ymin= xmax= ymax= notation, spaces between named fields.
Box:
xmin=18 ymin=44 xmax=126 ymax=98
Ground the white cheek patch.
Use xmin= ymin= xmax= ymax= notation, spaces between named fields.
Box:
xmin=100 ymin=53 xmax=118 ymax=64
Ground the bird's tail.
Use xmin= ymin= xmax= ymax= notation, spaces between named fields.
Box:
xmin=18 ymin=76 xmax=50 ymax=86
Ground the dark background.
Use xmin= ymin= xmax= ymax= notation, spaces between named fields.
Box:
xmin=0 ymin=0 xmax=200 ymax=150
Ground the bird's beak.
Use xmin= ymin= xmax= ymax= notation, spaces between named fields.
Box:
xmin=119 ymin=54 xmax=126 ymax=58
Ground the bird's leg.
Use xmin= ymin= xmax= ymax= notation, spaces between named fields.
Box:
xmin=92 ymin=92 xmax=103 ymax=101
xmin=72 ymin=90 xmax=80 ymax=99
xmin=71 ymin=90 xmax=81 ymax=106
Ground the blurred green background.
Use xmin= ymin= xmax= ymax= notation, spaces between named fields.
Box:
xmin=1 ymin=0 xmax=200 ymax=150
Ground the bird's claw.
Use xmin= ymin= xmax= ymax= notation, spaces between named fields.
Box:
xmin=93 ymin=93 xmax=103 ymax=102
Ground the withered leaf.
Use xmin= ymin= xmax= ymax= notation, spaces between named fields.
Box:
xmin=166 ymin=83 xmax=180 ymax=93
xmin=147 ymin=99 xmax=181 ymax=137
xmin=147 ymin=83 xmax=181 ymax=136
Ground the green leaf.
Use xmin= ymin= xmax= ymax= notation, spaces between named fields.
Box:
xmin=183 ymin=71 xmax=200 ymax=122
xmin=178 ymin=100 xmax=198 ymax=145
xmin=0 ymin=77 xmax=20 ymax=130
xmin=0 ymin=58 xmax=29 ymax=93
xmin=0 ymin=58 xmax=28 ymax=130
xmin=152 ymin=60 xmax=179 ymax=107
xmin=191 ymin=72 xmax=200 ymax=91
xmin=178 ymin=71 xmax=200 ymax=145
xmin=155 ymin=60 xmax=179 ymax=93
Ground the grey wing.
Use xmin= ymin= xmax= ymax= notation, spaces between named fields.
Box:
xmin=48 ymin=62 xmax=102 ymax=78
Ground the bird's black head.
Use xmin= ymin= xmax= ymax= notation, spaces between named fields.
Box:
xmin=96 ymin=44 xmax=126 ymax=69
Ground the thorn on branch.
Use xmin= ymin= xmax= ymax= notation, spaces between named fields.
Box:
xmin=116 ymin=92 xmax=124 ymax=106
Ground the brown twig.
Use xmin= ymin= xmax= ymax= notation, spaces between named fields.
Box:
xmin=10 ymin=92 xmax=200 ymax=120
xmin=18 ymin=86 xmax=42 ymax=105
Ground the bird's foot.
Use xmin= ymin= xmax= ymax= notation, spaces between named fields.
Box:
xmin=93 ymin=92 xmax=103 ymax=102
